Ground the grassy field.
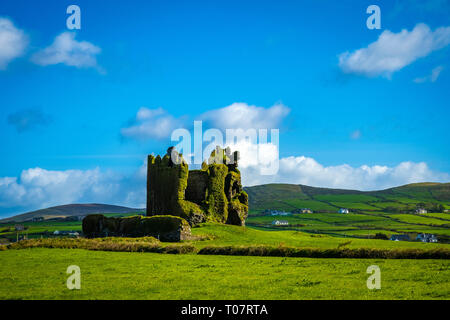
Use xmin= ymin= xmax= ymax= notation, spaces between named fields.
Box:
xmin=190 ymin=223 xmax=448 ymax=250
xmin=0 ymin=248 xmax=448 ymax=300
xmin=1 ymin=222 xmax=449 ymax=300
xmin=1 ymin=182 xmax=449 ymax=300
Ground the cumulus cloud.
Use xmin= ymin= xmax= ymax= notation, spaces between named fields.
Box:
xmin=31 ymin=32 xmax=102 ymax=70
xmin=201 ymin=102 xmax=290 ymax=130
xmin=339 ymin=23 xmax=450 ymax=77
xmin=413 ymin=65 xmax=444 ymax=83
xmin=0 ymin=166 xmax=146 ymax=216
xmin=239 ymin=154 xmax=449 ymax=190
xmin=7 ymin=108 xmax=51 ymax=132
xmin=0 ymin=17 xmax=28 ymax=69
xmin=212 ymin=139 xmax=449 ymax=189
xmin=121 ymin=107 xmax=186 ymax=140
xmin=121 ymin=102 xmax=290 ymax=142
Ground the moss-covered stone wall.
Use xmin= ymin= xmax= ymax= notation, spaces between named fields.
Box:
xmin=82 ymin=214 xmax=191 ymax=242
xmin=185 ymin=170 xmax=208 ymax=205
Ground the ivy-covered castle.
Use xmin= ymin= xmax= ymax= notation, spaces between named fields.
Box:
xmin=146 ymin=146 xmax=248 ymax=226
xmin=82 ymin=146 xmax=248 ymax=241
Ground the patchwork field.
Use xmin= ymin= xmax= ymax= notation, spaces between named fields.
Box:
xmin=245 ymin=183 xmax=450 ymax=214
xmin=247 ymin=212 xmax=450 ymax=239
xmin=244 ymin=183 xmax=450 ymax=241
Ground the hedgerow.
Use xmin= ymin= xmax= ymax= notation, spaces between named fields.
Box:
xmin=5 ymin=238 xmax=196 ymax=254
xmin=197 ymin=245 xmax=450 ymax=259
xmin=3 ymin=239 xmax=449 ymax=259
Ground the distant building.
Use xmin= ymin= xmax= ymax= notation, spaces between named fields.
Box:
xmin=415 ymin=208 xmax=427 ymax=214
xmin=416 ymin=233 xmax=438 ymax=243
xmin=270 ymin=210 xmax=290 ymax=216
xmin=14 ymin=224 xmax=25 ymax=231
xmin=338 ymin=208 xmax=349 ymax=214
xmin=300 ymin=208 xmax=312 ymax=214
xmin=32 ymin=217 xmax=44 ymax=222
xmin=390 ymin=234 xmax=410 ymax=241
xmin=272 ymin=220 xmax=289 ymax=226
xmin=53 ymin=230 xmax=80 ymax=237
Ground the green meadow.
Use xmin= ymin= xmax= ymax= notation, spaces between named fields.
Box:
xmin=1 ymin=248 xmax=449 ymax=300
xmin=1 ymin=182 xmax=449 ymax=300
xmin=1 ymin=221 xmax=449 ymax=300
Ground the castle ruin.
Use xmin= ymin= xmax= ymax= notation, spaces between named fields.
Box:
xmin=146 ymin=146 xmax=248 ymax=226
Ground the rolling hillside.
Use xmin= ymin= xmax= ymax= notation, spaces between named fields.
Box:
xmin=244 ymin=183 xmax=450 ymax=241
xmin=244 ymin=182 xmax=450 ymax=214
xmin=0 ymin=204 xmax=144 ymax=223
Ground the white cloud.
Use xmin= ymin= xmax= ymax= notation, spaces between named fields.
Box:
xmin=0 ymin=166 xmax=146 ymax=216
xmin=201 ymin=102 xmax=290 ymax=130
xmin=121 ymin=107 xmax=186 ymax=140
xmin=239 ymin=153 xmax=449 ymax=190
xmin=413 ymin=65 xmax=444 ymax=83
xmin=121 ymin=103 xmax=290 ymax=142
xmin=339 ymin=23 xmax=450 ymax=77
xmin=0 ymin=18 xmax=28 ymax=69
xmin=31 ymin=32 xmax=102 ymax=70
xmin=216 ymin=139 xmax=449 ymax=189
xmin=219 ymin=139 xmax=279 ymax=169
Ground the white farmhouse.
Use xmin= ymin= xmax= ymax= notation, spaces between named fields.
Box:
xmin=416 ymin=233 xmax=438 ymax=243
xmin=272 ymin=220 xmax=289 ymax=226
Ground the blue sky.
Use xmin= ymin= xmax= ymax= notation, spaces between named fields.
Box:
xmin=0 ymin=0 xmax=449 ymax=217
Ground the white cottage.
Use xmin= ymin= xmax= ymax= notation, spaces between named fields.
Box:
xmin=272 ymin=220 xmax=289 ymax=226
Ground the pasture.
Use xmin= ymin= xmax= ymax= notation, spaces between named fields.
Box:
xmin=1 ymin=248 xmax=448 ymax=299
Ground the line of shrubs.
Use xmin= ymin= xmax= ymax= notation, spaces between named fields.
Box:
xmin=3 ymin=238 xmax=450 ymax=259
xmin=3 ymin=237 xmax=196 ymax=254
xmin=197 ymin=245 xmax=450 ymax=259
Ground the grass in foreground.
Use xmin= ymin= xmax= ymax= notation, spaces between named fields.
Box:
xmin=0 ymin=248 xmax=448 ymax=300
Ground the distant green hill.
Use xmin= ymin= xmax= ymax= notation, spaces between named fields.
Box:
xmin=244 ymin=182 xmax=450 ymax=214
xmin=0 ymin=204 xmax=144 ymax=223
